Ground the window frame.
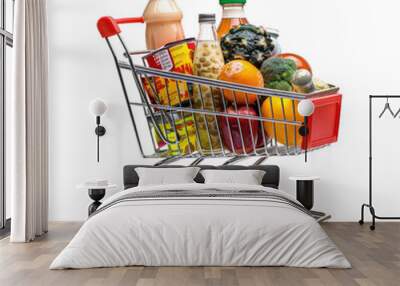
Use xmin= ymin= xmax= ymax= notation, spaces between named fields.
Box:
xmin=0 ymin=0 xmax=14 ymax=232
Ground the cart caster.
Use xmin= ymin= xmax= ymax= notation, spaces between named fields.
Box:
xmin=370 ymin=225 xmax=375 ymax=231
xmin=358 ymin=220 xmax=364 ymax=225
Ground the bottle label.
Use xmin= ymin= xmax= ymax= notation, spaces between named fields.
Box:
xmin=222 ymin=8 xmax=245 ymax=19
xmin=156 ymin=49 xmax=174 ymax=71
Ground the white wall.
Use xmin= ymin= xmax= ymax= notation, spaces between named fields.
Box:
xmin=48 ymin=0 xmax=400 ymax=221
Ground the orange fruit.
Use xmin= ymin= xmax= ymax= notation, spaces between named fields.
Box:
xmin=261 ymin=96 xmax=303 ymax=147
xmin=218 ymin=60 xmax=264 ymax=105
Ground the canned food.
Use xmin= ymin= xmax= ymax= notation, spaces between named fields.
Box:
xmin=142 ymin=38 xmax=196 ymax=107
xmin=150 ymin=112 xmax=197 ymax=156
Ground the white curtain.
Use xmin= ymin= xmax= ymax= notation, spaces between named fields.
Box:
xmin=8 ymin=0 xmax=48 ymax=242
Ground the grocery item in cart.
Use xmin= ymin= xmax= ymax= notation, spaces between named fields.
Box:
xmin=220 ymin=24 xmax=275 ymax=68
xmin=291 ymin=69 xmax=315 ymax=94
xmin=192 ymin=14 xmax=225 ymax=154
xmin=218 ymin=60 xmax=264 ymax=104
xmin=313 ymin=78 xmax=330 ymax=91
xmin=266 ymin=27 xmax=282 ymax=56
xmin=142 ymin=38 xmax=196 ymax=106
xmin=260 ymin=57 xmax=297 ymax=91
xmin=142 ymin=0 xmax=185 ymax=50
xmin=261 ymin=97 xmax=302 ymax=147
xmin=150 ymin=114 xmax=167 ymax=151
xmin=276 ymin=53 xmax=312 ymax=74
xmin=151 ymin=112 xmax=197 ymax=156
xmin=217 ymin=0 xmax=249 ymax=39
xmin=219 ymin=105 xmax=259 ymax=154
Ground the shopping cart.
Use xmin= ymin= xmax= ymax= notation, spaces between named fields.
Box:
xmin=97 ymin=16 xmax=342 ymax=165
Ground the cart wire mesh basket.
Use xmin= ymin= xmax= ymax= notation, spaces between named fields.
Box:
xmin=97 ymin=16 xmax=342 ymax=165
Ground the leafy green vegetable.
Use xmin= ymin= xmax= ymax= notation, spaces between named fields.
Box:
xmin=266 ymin=81 xmax=293 ymax=92
xmin=220 ymin=24 xmax=275 ymax=68
xmin=260 ymin=57 xmax=297 ymax=91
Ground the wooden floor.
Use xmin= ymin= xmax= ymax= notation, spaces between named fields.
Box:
xmin=0 ymin=222 xmax=399 ymax=286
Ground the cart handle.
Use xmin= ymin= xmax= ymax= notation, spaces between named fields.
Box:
xmin=97 ymin=16 xmax=145 ymax=38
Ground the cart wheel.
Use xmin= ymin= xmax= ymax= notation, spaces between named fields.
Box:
xmin=358 ymin=220 xmax=364 ymax=225
xmin=370 ymin=225 xmax=375 ymax=231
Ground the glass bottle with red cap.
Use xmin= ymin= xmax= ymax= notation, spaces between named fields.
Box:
xmin=217 ymin=0 xmax=249 ymax=39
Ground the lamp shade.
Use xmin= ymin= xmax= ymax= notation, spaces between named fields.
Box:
xmin=89 ymin=99 xmax=107 ymax=117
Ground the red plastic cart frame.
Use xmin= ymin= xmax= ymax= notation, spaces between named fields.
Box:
xmin=97 ymin=16 xmax=144 ymax=38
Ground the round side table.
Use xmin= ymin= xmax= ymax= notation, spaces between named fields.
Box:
xmin=289 ymin=176 xmax=320 ymax=210
xmin=77 ymin=184 xmax=117 ymax=216
xmin=289 ymin=176 xmax=329 ymax=221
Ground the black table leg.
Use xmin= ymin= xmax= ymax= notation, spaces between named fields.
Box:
xmin=88 ymin=189 xmax=106 ymax=216
xmin=296 ymin=180 xmax=314 ymax=210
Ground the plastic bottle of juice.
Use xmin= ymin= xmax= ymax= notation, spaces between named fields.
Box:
xmin=217 ymin=0 xmax=249 ymax=39
xmin=143 ymin=0 xmax=185 ymax=50
xmin=192 ymin=14 xmax=225 ymax=155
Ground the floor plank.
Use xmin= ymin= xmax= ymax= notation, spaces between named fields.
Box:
xmin=0 ymin=222 xmax=399 ymax=286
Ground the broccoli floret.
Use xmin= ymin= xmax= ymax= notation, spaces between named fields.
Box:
xmin=266 ymin=81 xmax=293 ymax=92
xmin=260 ymin=58 xmax=297 ymax=91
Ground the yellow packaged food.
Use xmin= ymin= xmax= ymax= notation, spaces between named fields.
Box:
xmin=142 ymin=38 xmax=196 ymax=107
